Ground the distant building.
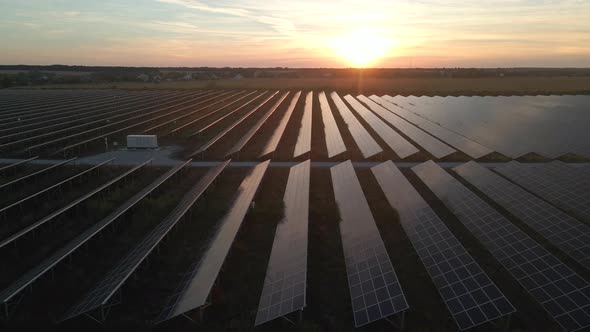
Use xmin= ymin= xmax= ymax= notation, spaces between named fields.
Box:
xmin=183 ymin=73 xmax=193 ymax=81
xmin=231 ymin=74 xmax=244 ymax=80
xmin=152 ymin=75 xmax=162 ymax=83
xmin=137 ymin=74 xmax=150 ymax=82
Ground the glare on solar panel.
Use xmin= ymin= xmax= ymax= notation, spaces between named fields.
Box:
xmin=318 ymin=92 xmax=346 ymax=158
xmin=378 ymin=95 xmax=494 ymax=159
xmin=330 ymin=92 xmax=382 ymax=158
xmin=226 ymin=92 xmax=289 ymax=157
xmin=259 ymin=91 xmax=301 ymax=157
xmin=293 ymin=92 xmax=313 ymax=158
xmin=255 ymin=160 xmax=310 ymax=326
xmin=158 ymin=160 xmax=270 ymax=322
xmin=360 ymin=95 xmax=456 ymax=159
xmin=331 ymin=160 xmax=409 ymax=327
xmin=344 ymin=95 xmax=419 ymax=158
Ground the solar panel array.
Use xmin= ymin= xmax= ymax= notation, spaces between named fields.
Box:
xmin=51 ymin=92 xmax=225 ymax=154
xmin=293 ymin=92 xmax=313 ymax=158
xmin=10 ymin=91 xmax=201 ymax=152
xmin=255 ymin=160 xmax=310 ymax=326
xmin=330 ymin=92 xmax=382 ymax=158
xmin=0 ymin=159 xmax=154 ymax=305
xmin=455 ymin=162 xmax=590 ymax=270
xmin=495 ymin=161 xmax=590 ymax=223
xmin=360 ymin=96 xmax=456 ymax=159
xmin=168 ymin=91 xmax=259 ymax=135
xmin=344 ymin=95 xmax=419 ymax=159
xmin=64 ymin=160 xmax=228 ymax=321
xmin=189 ymin=91 xmax=268 ymax=137
xmin=378 ymin=95 xmax=494 ymax=158
xmin=330 ymin=161 xmax=409 ymax=327
xmin=371 ymin=161 xmax=514 ymax=330
xmin=318 ymin=92 xmax=346 ymax=158
xmin=1 ymin=91 xmax=156 ymax=139
xmin=259 ymin=91 xmax=301 ymax=157
xmin=0 ymin=156 xmax=37 ymax=173
xmin=0 ymin=157 xmax=76 ymax=191
xmin=158 ymin=160 xmax=270 ymax=322
xmin=0 ymin=158 xmax=112 ymax=215
xmin=226 ymin=92 xmax=289 ymax=157
xmin=191 ymin=92 xmax=280 ymax=156
xmin=413 ymin=161 xmax=590 ymax=332
xmin=143 ymin=90 xmax=239 ymax=133
xmin=0 ymin=159 xmax=152 ymax=249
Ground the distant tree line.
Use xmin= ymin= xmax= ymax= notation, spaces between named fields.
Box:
xmin=2 ymin=65 xmax=590 ymax=88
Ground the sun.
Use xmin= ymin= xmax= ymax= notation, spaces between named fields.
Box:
xmin=331 ymin=29 xmax=396 ymax=68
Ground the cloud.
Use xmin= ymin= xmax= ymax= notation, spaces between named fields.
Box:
xmin=155 ymin=0 xmax=296 ymax=35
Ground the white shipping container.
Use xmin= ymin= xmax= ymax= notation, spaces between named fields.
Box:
xmin=127 ymin=135 xmax=158 ymax=149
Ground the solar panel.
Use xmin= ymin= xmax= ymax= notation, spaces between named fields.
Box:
xmin=413 ymin=161 xmax=590 ymax=332
xmin=226 ymin=92 xmax=289 ymax=157
xmin=0 ymin=158 xmax=155 ymax=306
xmin=0 ymin=156 xmax=38 ymax=173
xmin=0 ymin=91 xmax=174 ymax=126
xmin=0 ymin=90 xmax=138 ymax=120
xmin=344 ymin=95 xmax=419 ymax=159
xmin=63 ymin=160 xmax=229 ymax=321
xmin=455 ymin=161 xmax=590 ymax=270
xmin=168 ymin=91 xmax=259 ymax=135
xmin=372 ymin=161 xmax=514 ymax=330
xmin=190 ymin=92 xmax=278 ymax=156
xmin=255 ymin=160 xmax=310 ymax=326
xmin=0 ymin=158 xmax=112 ymax=215
xmin=259 ymin=91 xmax=301 ymax=157
xmin=25 ymin=91 xmax=218 ymax=153
xmin=0 ymin=159 xmax=154 ymax=249
xmin=330 ymin=93 xmax=382 ymax=159
xmin=0 ymin=91 xmax=132 ymax=122
xmin=330 ymin=161 xmax=409 ymax=327
xmin=142 ymin=90 xmax=239 ymax=133
xmin=0 ymin=91 xmax=161 ymax=140
xmin=189 ymin=91 xmax=267 ymax=137
xmin=158 ymin=160 xmax=270 ymax=322
xmin=379 ymin=95 xmax=494 ymax=159
xmin=359 ymin=96 xmax=456 ymax=159
xmin=0 ymin=157 xmax=76 ymax=191
xmin=293 ymin=92 xmax=313 ymax=158
xmin=494 ymin=161 xmax=590 ymax=224
xmin=1 ymin=91 xmax=197 ymax=151
xmin=318 ymin=92 xmax=346 ymax=158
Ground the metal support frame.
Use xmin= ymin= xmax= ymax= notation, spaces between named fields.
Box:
xmin=82 ymin=289 xmax=123 ymax=324
xmin=384 ymin=310 xmax=406 ymax=330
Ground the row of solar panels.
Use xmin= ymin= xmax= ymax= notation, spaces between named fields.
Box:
xmin=2 ymin=157 xmax=589 ymax=330
xmin=253 ymin=159 xmax=590 ymax=331
xmin=0 ymin=90 xmax=231 ymax=153
xmin=190 ymin=91 xmax=494 ymax=160
xmin=0 ymin=89 xmax=496 ymax=160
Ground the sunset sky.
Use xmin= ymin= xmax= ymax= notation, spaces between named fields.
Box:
xmin=1 ymin=0 xmax=589 ymax=68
